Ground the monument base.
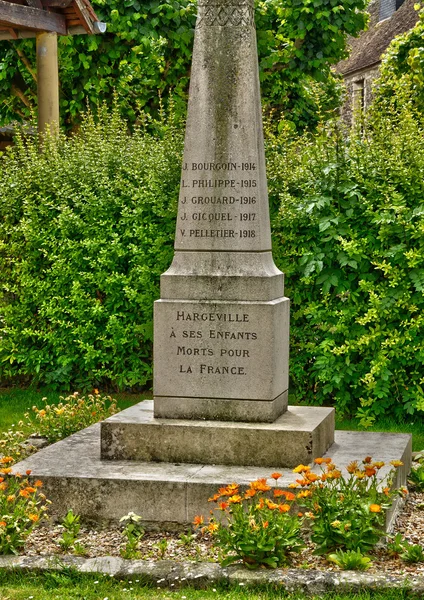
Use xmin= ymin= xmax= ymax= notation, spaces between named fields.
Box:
xmin=100 ymin=401 xmax=334 ymax=467
xmin=153 ymin=391 xmax=287 ymax=423
xmin=12 ymin=421 xmax=411 ymax=529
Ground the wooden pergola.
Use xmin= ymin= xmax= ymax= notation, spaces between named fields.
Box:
xmin=0 ymin=0 xmax=106 ymax=135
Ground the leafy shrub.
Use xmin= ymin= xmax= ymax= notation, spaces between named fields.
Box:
xmin=30 ymin=392 xmax=119 ymax=442
xmin=267 ymin=100 xmax=424 ymax=422
xmin=120 ymin=512 xmax=145 ymax=559
xmin=0 ymin=465 xmax=49 ymax=555
xmin=58 ymin=509 xmax=81 ymax=552
xmin=195 ymin=475 xmax=304 ymax=568
xmin=0 ymin=0 xmax=368 ymax=132
xmin=0 ymin=106 xmax=182 ymax=390
xmin=295 ymin=457 xmax=406 ymax=555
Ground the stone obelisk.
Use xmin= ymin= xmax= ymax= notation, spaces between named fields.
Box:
xmin=153 ymin=0 xmax=289 ymax=422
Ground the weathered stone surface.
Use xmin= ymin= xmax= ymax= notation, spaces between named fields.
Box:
xmin=153 ymin=0 xmax=289 ymax=421
xmin=1 ymin=555 xmax=423 ymax=596
xmin=154 ymin=298 xmax=289 ymax=422
xmin=11 ymin=421 xmax=411 ymax=527
xmin=101 ymin=401 xmax=334 ymax=466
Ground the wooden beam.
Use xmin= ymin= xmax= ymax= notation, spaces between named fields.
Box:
xmin=72 ymin=0 xmax=94 ymax=33
xmin=0 ymin=0 xmax=66 ymax=34
xmin=42 ymin=0 xmax=73 ymax=7
xmin=26 ymin=0 xmax=43 ymax=9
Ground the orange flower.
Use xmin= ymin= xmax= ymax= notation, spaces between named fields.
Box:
xmin=326 ymin=463 xmax=336 ymax=472
xmin=193 ymin=515 xmax=204 ymax=527
xmin=24 ymin=486 xmax=36 ymax=494
xmin=38 ymin=410 xmax=46 ymax=418
xmin=19 ymin=489 xmax=30 ymax=498
xmin=0 ymin=477 xmax=3 ymax=483
xmin=219 ymin=502 xmax=229 ymax=511
xmin=372 ymin=461 xmax=385 ymax=469
xmin=228 ymin=494 xmax=242 ymax=504
xmin=0 ymin=521 xmax=6 ymax=527
xmin=390 ymin=460 xmax=403 ymax=468
xmin=274 ymin=490 xmax=295 ymax=501
xmin=208 ymin=522 xmax=219 ymax=533
xmin=278 ymin=504 xmax=290 ymax=513
xmin=293 ymin=464 xmax=311 ymax=474
xmin=369 ymin=504 xmax=381 ymax=513
xmin=383 ymin=487 xmax=390 ymax=496
xmin=34 ymin=480 xmax=43 ymax=488
xmin=346 ymin=461 xmax=358 ymax=474
xmin=262 ymin=520 xmax=269 ymax=528
xmin=0 ymin=456 xmax=13 ymax=464
xmin=365 ymin=467 xmax=377 ymax=477
xmin=314 ymin=458 xmax=325 ymax=465
xmin=250 ymin=478 xmax=271 ymax=492
xmin=296 ymin=478 xmax=312 ymax=487
xmin=7 ymin=495 xmax=15 ymax=502
xmin=297 ymin=512 xmax=304 ymax=517
xmin=218 ymin=483 xmax=239 ymax=496
xmin=28 ymin=514 xmax=39 ymax=523
xmin=265 ymin=499 xmax=279 ymax=510
xmin=244 ymin=489 xmax=256 ymax=499
xmin=94 ymin=388 xmax=100 ymax=395
xmin=208 ymin=493 xmax=220 ymax=503
xmin=305 ymin=472 xmax=320 ymax=483
xmin=0 ymin=482 xmax=7 ymax=491
xmin=363 ymin=456 xmax=372 ymax=464
xmin=270 ymin=472 xmax=282 ymax=481
xmin=14 ymin=472 xmax=22 ymax=479
xmin=26 ymin=470 xmax=32 ymax=476
xmin=0 ymin=468 xmax=12 ymax=475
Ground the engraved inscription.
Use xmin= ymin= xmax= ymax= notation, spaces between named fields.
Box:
xmin=197 ymin=3 xmax=255 ymax=28
xmin=171 ymin=310 xmax=258 ymax=378
xmin=177 ymin=160 xmax=259 ymax=244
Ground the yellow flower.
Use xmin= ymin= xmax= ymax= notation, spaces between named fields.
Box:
xmin=0 ymin=456 xmax=13 ymax=464
xmin=346 ymin=461 xmax=358 ymax=474
xmin=7 ymin=495 xmax=15 ymax=502
xmin=208 ymin=522 xmax=218 ymax=533
xmin=390 ymin=460 xmax=403 ymax=468
xmin=369 ymin=504 xmax=381 ymax=513
xmin=0 ymin=468 xmax=12 ymax=475
xmin=228 ymin=494 xmax=242 ymax=504
xmin=288 ymin=483 xmax=299 ymax=489
xmin=293 ymin=464 xmax=311 ymax=474
xmin=372 ymin=461 xmax=385 ymax=469
xmin=265 ymin=499 xmax=279 ymax=510
xmin=331 ymin=520 xmax=341 ymax=528
xmin=297 ymin=490 xmax=312 ymax=499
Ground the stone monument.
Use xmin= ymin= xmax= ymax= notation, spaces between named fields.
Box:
xmin=154 ymin=0 xmax=289 ymax=423
xmin=11 ymin=0 xmax=411 ymax=527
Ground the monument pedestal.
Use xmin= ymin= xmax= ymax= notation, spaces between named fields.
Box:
xmin=100 ymin=402 xmax=335 ymax=467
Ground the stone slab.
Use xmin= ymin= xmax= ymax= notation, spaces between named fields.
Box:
xmin=12 ymin=422 xmax=411 ymax=528
xmin=100 ymin=401 xmax=335 ymax=467
xmin=1 ymin=556 xmax=423 ymax=596
xmin=153 ymin=298 xmax=289 ymax=421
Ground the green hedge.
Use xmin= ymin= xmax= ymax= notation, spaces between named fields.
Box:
xmin=1 ymin=103 xmax=423 ymax=422
xmin=267 ymin=104 xmax=424 ymax=423
xmin=0 ymin=108 xmax=182 ymax=390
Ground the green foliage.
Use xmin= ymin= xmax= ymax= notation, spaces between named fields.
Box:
xmin=267 ymin=100 xmax=424 ymax=422
xmin=0 ymin=0 xmax=368 ymax=132
xmin=409 ymin=463 xmax=424 ymax=491
xmin=374 ymin=4 xmax=424 ymax=113
xmin=327 ymin=549 xmax=372 ymax=570
xmin=120 ymin=511 xmax=145 ymax=559
xmin=58 ymin=509 xmax=81 ymax=552
xmin=400 ymin=542 xmax=424 ymax=563
xmin=295 ymin=457 xmax=405 ymax=555
xmin=0 ymin=107 xmax=182 ymax=390
xmin=0 ymin=470 xmax=49 ymax=555
xmin=29 ymin=393 xmax=119 ymax=442
xmin=197 ymin=477 xmax=304 ymax=569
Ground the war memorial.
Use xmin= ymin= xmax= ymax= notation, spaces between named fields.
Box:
xmin=13 ymin=0 xmax=411 ymax=527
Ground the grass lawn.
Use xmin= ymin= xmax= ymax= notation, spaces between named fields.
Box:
xmin=0 ymin=571 xmax=416 ymax=600
xmin=1 ymin=387 xmax=422 ymax=451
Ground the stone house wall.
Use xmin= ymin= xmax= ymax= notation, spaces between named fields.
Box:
xmin=340 ymin=65 xmax=381 ymax=125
